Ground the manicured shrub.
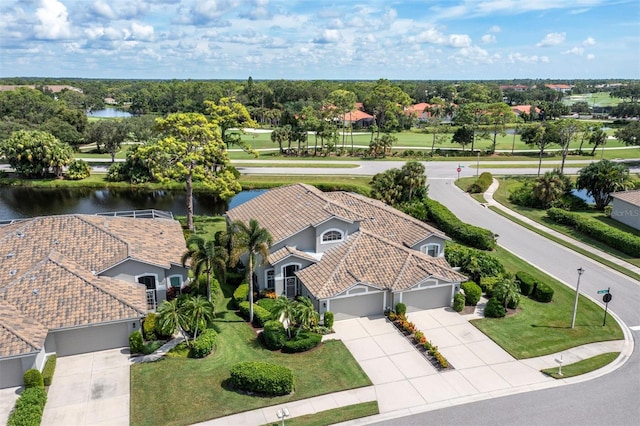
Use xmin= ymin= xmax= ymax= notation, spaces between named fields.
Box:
xmin=141 ymin=341 xmax=163 ymax=355
xmin=230 ymin=361 xmax=294 ymax=396
xmin=414 ymin=330 xmax=425 ymax=344
xmin=129 ymin=330 xmax=143 ymax=354
xmin=238 ymin=301 xmax=251 ymax=318
xmin=484 ymin=297 xmax=506 ymax=318
xmin=233 ymin=283 xmax=249 ymax=307
xmin=253 ymin=304 xmax=273 ymax=327
xmin=256 ymin=297 xmax=276 ymax=312
xmin=453 ymin=292 xmax=465 ymax=312
xmin=66 ymin=159 xmax=91 ymax=180
xmin=445 ymin=243 xmax=505 ymax=283
xmin=424 ymin=198 xmax=496 ymax=250
xmin=461 ymin=281 xmax=482 ymax=306
xmin=547 ymin=208 xmax=640 ymax=257
xmin=282 ymin=331 xmax=322 ymax=353
xmin=190 ymin=329 xmax=218 ymax=358
xmin=42 ymin=355 xmax=57 ymax=386
xmin=516 ymin=271 xmax=536 ymax=296
xmin=395 ymin=302 xmax=407 ymax=316
xmin=479 ymin=276 xmax=501 ymax=297
xmin=7 ymin=387 xmax=47 ymax=426
xmin=467 ymin=172 xmax=493 ymax=193
xmin=23 ymin=369 xmax=43 ymax=389
xmin=262 ymin=320 xmax=287 ymax=350
xmin=387 ymin=311 xmax=397 ymax=321
xmin=533 ymin=282 xmax=554 ymax=303
xmin=323 ymin=311 xmax=334 ymax=329
xmin=143 ymin=313 xmax=158 ymax=341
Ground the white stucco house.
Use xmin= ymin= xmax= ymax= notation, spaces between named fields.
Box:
xmin=610 ymin=190 xmax=640 ymax=230
xmin=0 ymin=213 xmax=188 ymax=388
xmin=226 ymin=184 xmax=466 ymax=321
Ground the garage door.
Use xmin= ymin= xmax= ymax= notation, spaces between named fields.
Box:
xmin=330 ymin=292 xmax=385 ymax=321
xmin=53 ymin=322 xmax=131 ymax=357
xmin=403 ymin=285 xmax=453 ymax=312
xmin=0 ymin=357 xmax=26 ymax=388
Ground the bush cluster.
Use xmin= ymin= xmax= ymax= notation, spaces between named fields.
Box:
xmin=445 ymin=243 xmax=505 ymax=283
xmin=233 ymin=284 xmax=249 ymax=307
xmin=461 ymin=281 xmax=482 ymax=306
xmin=42 ymin=355 xmax=57 ymax=387
xmin=23 ymin=369 xmax=43 ymax=389
xmin=532 ymin=282 xmax=554 ymax=303
xmin=509 ymin=182 xmax=543 ymax=208
xmin=230 ymin=361 xmax=294 ymax=396
xmin=262 ymin=320 xmax=287 ymax=350
xmin=226 ymin=272 xmax=245 ymax=287
xmin=143 ymin=313 xmax=158 ymax=341
xmin=484 ymin=297 xmax=506 ymax=318
xmin=282 ymin=331 xmax=322 ymax=353
xmin=129 ymin=330 xmax=143 ymax=354
xmin=190 ymin=329 xmax=218 ymax=358
xmin=453 ymin=293 xmax=465 ymax=312
xmin=515 ymin=271 xmax=536 ymax=296
xmin=467 ymin=172 xmax=493 ymax=193
xmin=386 ymin=311 xmax=451 ymax=369
xmin=479 ymin=276 xmax=501 ymax=297
xmin=424 ymin=198 xmax=496 ymax=250
xmin=395 ymin=302 xmax=407 ymax=316
xmin=7 ymin=387 xmax=47 ymax=426
xmin=323 ymin=311 xmax=334 ymax=329
xmin=66 ymin=159 xmax=91 ymax=180
xmin=238 ymin=301 xmax=272 ymax=327
xmin=256 ymin=298 xmax=276 ymax=312
xmin=547 ymin=208 xmax=640 ymax=257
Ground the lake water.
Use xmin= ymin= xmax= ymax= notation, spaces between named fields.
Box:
xmin=571 ymin=188 xmax=595 ymax=204
xmin=0 ymin=187 xmax=266 ymax=221
xmin=88 ymin=108 xmax=133 ymax=118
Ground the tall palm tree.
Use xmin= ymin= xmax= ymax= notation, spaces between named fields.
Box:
xmin=231 ymin=219 xmax=273 ymax=323
xmin=271 ymin=295 xmax=297 ymax=337
xmin=182 ymin=295 xmax=215 ymax=341
xmin=533 ymin=171 xmax=565 ymax=208
xmin=182 ymin=236 xmax=227 ymax=301
xmin=493 ymin=278 xmax=521 ymax=309
xmin=294 ymin=297 xmax=319 ymax=331
xmin=156 ymin=298 xmax=189 ymax=343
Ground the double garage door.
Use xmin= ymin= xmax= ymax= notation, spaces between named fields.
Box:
xmin=52 ymin=322 xmax=132 ymax=357
xmin=402 ymin=285 xmax=453 ymax=313
xmin=330 ymin=292 xmax=385 ymax=321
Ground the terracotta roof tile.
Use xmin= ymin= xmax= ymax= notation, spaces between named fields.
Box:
xmin=611 ymin=190 xmax=640 ymax=207
xmin=268 ymin=246 xmax=319 ymax=264
xmin=0 ymin=303 xmax=48 ymax=357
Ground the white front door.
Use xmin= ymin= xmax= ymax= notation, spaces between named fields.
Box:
xmin=284 ymin=265 xmax=299 ymax=298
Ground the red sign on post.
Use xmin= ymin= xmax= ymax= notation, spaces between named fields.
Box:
xmin=456 ymin=167 xmax=461 ymax=173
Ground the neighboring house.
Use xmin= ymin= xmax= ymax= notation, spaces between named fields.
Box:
xmin=405 ymin=103 xmax=432 ymax=122
xmin=341 ymin=109 xmax=375 ymax=128
xmin=0 ymin=85 xmax=83 ymax=93
xmin=610 ymin=190 xmax=640 ymax=230
xmin=0 ymin=213 xmax=187 ymax=388
xmin=226 ymin=184 xmax=466 ymax=321
xmin=511 ymin=105 xmax=541 ymax=117
xmin=545 ymin=84 xmax=573 ymax=93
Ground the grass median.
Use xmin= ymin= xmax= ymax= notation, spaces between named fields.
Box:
xmin=262 ymin=401 xmax=379 ymax=426
xmin=541 ymin=352 xmax=620 ymax=379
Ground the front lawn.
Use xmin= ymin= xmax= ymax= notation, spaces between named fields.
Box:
xmin=471 ymin=247 xmax=623 ymax=359
xmin=130 ymin=285 xmax=371 ymax=426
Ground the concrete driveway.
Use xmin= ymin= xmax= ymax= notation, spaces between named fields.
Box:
xmin=41 ymin=348 xmax=131 ymax=426
xmin=331 ymin=308 xmax=553 ymax=416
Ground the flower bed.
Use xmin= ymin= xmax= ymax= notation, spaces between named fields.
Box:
xmin=386 ymin=311 xmax=453 ymax=371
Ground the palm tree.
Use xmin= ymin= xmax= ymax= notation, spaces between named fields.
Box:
xmin=271 ymin=296 xmax=296 ymax=337
xmin=401 ymin=161 xmax=426 ymax=202
xmin=182 ymin=236 xmax=227 ymax=301
xmin=294 ymin=297 xmax=319 ymax=331
xmin=182 ymin=295 xmax=215 ymax=341
xmin=231 ymin=219 xmax=273 ymax=323
xmin=156 ymin=298 xmax=189 ymax=343
xmin=533 ymin=171 xmax=566 ymax=208
xmin=589 ymin=127 xmax=608 ymax=156
xmin=493 ymin=278 xmax=521 ymax=309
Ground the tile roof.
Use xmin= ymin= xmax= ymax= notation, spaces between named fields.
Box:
xmin=0 ymin=303 xmax=48 ymax=358
xmin=342 ymin=109 xmax=374 ymax=122
xmin=268 ymin=246 xmax=319 ymax=264
xmin=296 ymin=231 xmax=466 ymax=298
xmin=611 ymin=190 xmax=640 ymax=207
xmin=324 ymin=191 xmax=447 ymax=246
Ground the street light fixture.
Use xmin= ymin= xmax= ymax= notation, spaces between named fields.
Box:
xmin=276 ymin=407 xmax=290 ymax=426
xmin=571 ymin=267 xmax=585 ymax=329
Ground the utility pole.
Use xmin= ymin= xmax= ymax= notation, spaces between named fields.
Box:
xmin=571 ymin=267 xmax=585 ymax=329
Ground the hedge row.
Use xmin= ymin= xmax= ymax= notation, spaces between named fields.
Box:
xmin=42 ymin=355 xmax=57 ymax=387
xmin=262 ymin=320 xmax=287 ymax=350
xmin=7 ymin=387 xmax=47 ymax=426
xmin=282 ymin=331 xmax=322 ymax=353
xmin=515 ymin=271 xmax=536 ymax=296
xmin=533 ymin=282 xmax=554 ymax=303
xmin=230 ymin=361 xmax=294 ymax=396
xmin=445 ymin=243 xmax=505 ymax=282
xmin=233 ymin=284 xmax=249 ymax=307
xmin=424 ymin=198 xmax=497 ymax=250
xmin=190 ymin=329 xmax=218 ymax=359
xmin=547 ymin=207 xmax=640 ymax=257
xmin=515 ymin=271 xmax=554 ymax=302
xmin=238 ymin=301 xmax=273 ymax=327
xmin=23 ymin=369 xmax=43 ymax=389
xmin=467 ymin=172 xmax=493 ymax=194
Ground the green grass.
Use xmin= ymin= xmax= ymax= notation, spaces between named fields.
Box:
xmin=471 ymin=246 xmax=623 ymax=359
xmin=262 ymin=401 xmax=379 ymax=426
xmin=474 ymin=162 xmax=594 ymax=169
xmin=453 ymin=177 xmax=487 ymax=202
xmin=562 ymin=92 xmax=623 ymax=107
xmin=130 ymin=283 xmax=372 ymax=426
xmin=233 ymin=162 xmax=359 ymax=168
xmin=177 ymin=215 xmax=227 ymax=241
xmin=541 ymin=352 xmax=620 ymax=379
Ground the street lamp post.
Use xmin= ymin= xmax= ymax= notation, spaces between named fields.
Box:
xmin=276 ymin=407 xmax=290 ymax=426
xmin=571 ymin=267 xmax=585 ymax=329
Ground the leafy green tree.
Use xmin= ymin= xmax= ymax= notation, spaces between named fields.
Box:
xmin=576 ymin=160 xmax=633 ymax=210
xmin=402 ymin=161 xmax=427 ymax=202
xmin=452 ymin=125 xmax=474 ymax=151
xmin=156 ymin=298 xmax=189 ymax=343
xmin=1 ymin=130 xmax=73 ymax=178
xmin=485 ymin=102 xmax=516 ymax=152
xmin=149 ymin=113 xmax=240 ymax=230
xmin=521 ymin=122 xmax=558 ymax=176
xmin=493 ymin=277 xmax=520 ymax=309
xmin=424 ymin=97 xmax=449 ymax=154
xmin=231 ymin=219 xmax=273 ymax=323
xmin=66 ymin=159 xmax=91 ymax=180
xmin=85 ymin=119 xmax=130 ymax=163
xmin=205 ymin=97 xmax=258 ymax=156
xmin=588 ymin=126 xmax=608 ymax=156
xmin=553 ymin=119 xmax=582 ymax=173
xmin=615 ymin=121 xmax=640 ymax=147
xmin=328 ymin=89 xmax=357 ymax=152
xmin=182 ymin=236 xmax=228 ymax=301
xmin=533 ymin=171 xmax=566 ymax=208
xmin=370 ymin=161 xmax=427 ymax=205
xmin=365 ymin=79 xmax=412 ymax=139
xmin=270 ymin=125 xmax=291 ymax=154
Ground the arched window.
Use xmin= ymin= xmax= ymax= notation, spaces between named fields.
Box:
xmin=321 ymin=229 xmax=344 ymax=243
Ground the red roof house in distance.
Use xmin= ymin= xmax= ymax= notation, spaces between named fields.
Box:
xmin=511 ymin=105 xmax=541 ymax=116
xmin=405 ymin=103 xmax=432 ymax=121
xmin=545 ymin=84 xmax=573 ymax=93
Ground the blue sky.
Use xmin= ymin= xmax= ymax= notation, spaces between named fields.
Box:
xmin=0 ymin=0 xmax=638 ymax=80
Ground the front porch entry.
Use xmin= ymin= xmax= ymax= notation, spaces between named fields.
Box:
xmin=284 ymin=265 xmax=299 ymax=298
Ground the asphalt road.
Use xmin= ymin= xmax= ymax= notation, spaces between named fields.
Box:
xmin=372 ymin=179 xmax=640 ymax=426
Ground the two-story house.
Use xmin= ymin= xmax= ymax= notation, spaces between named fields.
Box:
xmin=226 ymin=184 xmax=466 ymax=321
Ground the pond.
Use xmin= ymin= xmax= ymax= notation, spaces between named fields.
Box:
xmin=0 ymin=187 xmax=266 ymax=221
xmin=571 ymin=188 xmax=595 ymax=204
xmin=88 ymin=108 xmax=133 ymax=118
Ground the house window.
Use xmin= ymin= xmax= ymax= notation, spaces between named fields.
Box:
xmin=137 ymin=275 xmax=156 ymax=290
xmin=421 ymin=243 xmax=440 ymax=257
xmin=169 ymin=276 xmax=182 ymax=288
xmin=321 ymin=229 xmax=344 ymax=243
xmin=265 ymin=269 xmax=275 ymax=290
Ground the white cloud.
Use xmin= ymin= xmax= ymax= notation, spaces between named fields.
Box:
xmin=35 ymin=0 xmax=72 ymax=40
xmin=92 ymin=1 xmax=117 ymax=20
xmin=489 ymin=25 xmax=501 ymax=33
xmin=536 ymin=32 xmax=566 ymax=47
xmin=130 ymin=22 xmax=154 ymax=41
xmin=450 ymin=45 xmax=500 ymax=64
xmin=241 ymin=0 xmax=272 ymax=20
xmin=406 ymin=27 xmax=471 ymax=48
xmin=313 ymin=29 xmax=341 ymax=44
xmin=563 ymin=46 xmax=584 ymax=55
xmin=582 ymin=37 xmax=596 ymax=46
xmin=508 ymin=52 xmax=550 ymax=64
xmin=587 ymin=53 xmax=595 ymax=60
xmin=449 ymin=34 xmax=472 ymax=48
xmin=481 ymin=34 xmax=496 ymax=44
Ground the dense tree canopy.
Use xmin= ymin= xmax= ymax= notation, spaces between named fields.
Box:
xmin=576 ymin=160 xmax=633 ymax=210
xmin=1 ymin=130 xmax=73 ymax=178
